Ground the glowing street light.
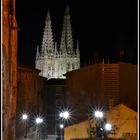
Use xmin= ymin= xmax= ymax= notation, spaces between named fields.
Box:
xmin=60 ymin=124 xmax=64 ymax=129
xmin=63 ymin=111 xmax=70 ymax=119
xmin=59 ymin=112 xmax=63 ymax=118
xmin=22 ymin=113 xmax=28 ymax=120
xmin=94 ymin=110 xmax=103 ymax=118
xmin=105 ymin=123 xmax=112 ymax=131
xmin=35 ymin=117 xmax=43 ymax=124
xmin=59 ymin=111 xmax=70 ymax=119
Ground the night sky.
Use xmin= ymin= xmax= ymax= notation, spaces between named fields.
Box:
xmin=16 ymin=0 xmax=137 ymax=67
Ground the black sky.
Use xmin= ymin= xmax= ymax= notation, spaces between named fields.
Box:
xmin=16 ymin=0 xmax=138 ymax=67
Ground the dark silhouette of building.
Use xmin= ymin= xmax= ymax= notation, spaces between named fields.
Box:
xmin=41 ymin=79 xmax=66 ymax=140
xmin=16 ymin=65 xmax=47 ymax=138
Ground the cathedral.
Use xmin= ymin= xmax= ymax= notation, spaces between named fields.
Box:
xmin=35 ymin=6 xmax=80 ymax=79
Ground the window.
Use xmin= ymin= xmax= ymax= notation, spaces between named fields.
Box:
xmin=72 ymin=64 xmax=75 ymax=69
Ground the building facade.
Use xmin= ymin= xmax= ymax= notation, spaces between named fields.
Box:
xmin=2 ymin=0 xmax=18 ymax=139
xmin=65 ymin=62 xmax=137 ymax=113
xmin=64 ymin=104 xmax=137 ymax=140
xmin=16 ymin=66 xmax=47 ymax=138
xmin=35 ymin=6 xmax=80 ymax=79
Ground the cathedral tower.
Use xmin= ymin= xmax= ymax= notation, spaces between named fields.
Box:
xmin=35 ymin=6 xmax=80 ymax=79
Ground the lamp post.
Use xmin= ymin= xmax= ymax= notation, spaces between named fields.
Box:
xmin=93 ymin=110 xmax=113 ymax=139
xmin=35 ymin=117 xmax=43 ymax=140
xmin=94 ymin=110 xmax=104 ymax=138
xmin=59 ymin=110 xmax=70 ymax=140
xmin=22 ymin=113 xmax=28 ymax=138
xmin=59 ymin=124 xmax=64 ymax=140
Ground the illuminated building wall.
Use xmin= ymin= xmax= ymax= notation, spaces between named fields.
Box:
xmin=35 ymin=6 xmax=80 ymax=79
xmin=66 ymin=62 xmax=137 ymax=111
xmin=2 ymin=0 xmax=18 ymax=139
xmin=64 ymin=104 xmax=137 ymax=140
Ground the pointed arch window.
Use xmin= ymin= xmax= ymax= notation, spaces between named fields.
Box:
xmin=67 ymin=63 xmax=70 ymax=71
xmin=72 ymin=63 xmax=75 ymax=69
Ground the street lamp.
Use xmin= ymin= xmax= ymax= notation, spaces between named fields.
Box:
xmin=94 ymin=110 xmax=103 ymax=118
xmin=22 ymin=113 xmax=28 ymax=138
xmin=35 ymin=117 xmax=43 ymax=140
xmin=60 ymin=124 xmax=64 ymax=129
xmin=22 ymin=114 xmax=28 ymax=120
xmin=59 ymin=124 xmax=64 ymax=140
xmin=59 ymin=112 xmax=63 ymax=118
xmin=94 ymin=111 xmax=113 ymax=138
xmin=59 ymin=110 xmax=70 ymax=140
xmin=35 ymin=117 xmax=43 ymax=124
xmin=59 ymin=111 xmax=70 ymax=119
xmin=105 ymin=123 xmax=112 ymax=131
xmin=89 ymin=110 xmax=104 ymax=138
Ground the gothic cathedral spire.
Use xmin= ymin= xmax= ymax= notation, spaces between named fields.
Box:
xmin=60 ymin=5 xmax=74 ymax=55
xmin=35 ymin=6 xmax=80 ymax=79
xmin=41 ymin=9 xmax=54 ymax=57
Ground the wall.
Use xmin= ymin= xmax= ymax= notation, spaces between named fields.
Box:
xmin=16 ymin=66 xmax=46 ymax=138
xmin=64 ymin=104 xmax=137 ymax=140
xmin=66 ymin=62 xmax=137 ymax=115
xmin=105 ymin=104 xmax=137 ymax=139
xmin=2 ymin=0 xmax=18 ymax=139
xmin=66 ymin=64 xmax=104 ymax=114
xmin=65 ymin=121 xmax=89 ymax=140
xmin=119 ymin=62 xmax=137 ymax=110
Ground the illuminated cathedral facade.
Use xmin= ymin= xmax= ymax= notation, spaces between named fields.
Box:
xmin=35 ymin=6 xmax=80 ymax=79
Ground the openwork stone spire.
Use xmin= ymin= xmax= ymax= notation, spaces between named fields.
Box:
xmin=60 ymin=5 xmax=74 ymax=55
xmin=36 ymin=45 xmax=40 ymax=59
xmin=41 ymin=9 xmax=54 ymax=57
xmin=35 ymin=45 xmax=40 ymax=69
